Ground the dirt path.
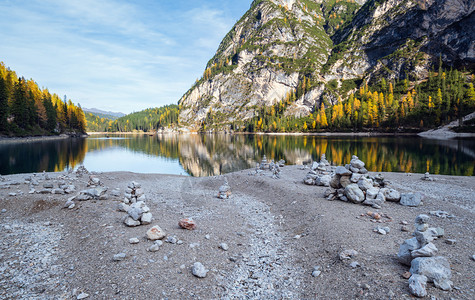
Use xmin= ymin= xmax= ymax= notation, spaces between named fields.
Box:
xmin=0 ymin=167 xmax=474 ymax=299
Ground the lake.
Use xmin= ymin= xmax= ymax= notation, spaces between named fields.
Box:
xmin=1 ymin=134 xmax=474 ymax=176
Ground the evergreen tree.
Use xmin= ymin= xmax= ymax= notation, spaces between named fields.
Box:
xmin=0 ymin=77 xmax=8 ymax=132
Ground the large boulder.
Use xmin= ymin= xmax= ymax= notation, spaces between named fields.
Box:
xmin=400 ymin=193 xmax=423 ymax=207
xmin=410 ymin=256 xmax=452 ymax=291
xmin=339 ymin=175 xmax=351 ymax=188
xmin=383 ymin=188 xmax=401 ymax=202
xmin=344 ymin=184 xmax=365 ymax=203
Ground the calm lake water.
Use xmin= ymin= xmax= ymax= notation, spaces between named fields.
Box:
xmin=1 ymin=134 xmax=474 ymax=176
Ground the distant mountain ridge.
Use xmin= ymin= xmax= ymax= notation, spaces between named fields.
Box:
xmin=83 ymin=108 xmax=125 ymax=120
xmin=178 ymin=0 xmax=475 ymax=130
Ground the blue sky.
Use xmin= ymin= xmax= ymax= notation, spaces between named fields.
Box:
xmin=0 ymin=0 xmax=251 ymax=114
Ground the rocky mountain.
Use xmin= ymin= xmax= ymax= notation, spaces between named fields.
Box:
xmin=83 ymin=108 xmax=125 ymax=120
xmin=178 ymin=0 xmax=474 ymax=129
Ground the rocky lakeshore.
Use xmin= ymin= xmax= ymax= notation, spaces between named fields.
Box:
xmin=0 ymin=163 xmax=474 ymax=299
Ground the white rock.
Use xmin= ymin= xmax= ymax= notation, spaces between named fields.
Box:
xmin=141 ymin=212 xmax=153 ymax=225
xmin=191 ymin=262 xmax=208 ymax=278
xmin=219 ymin=243 xmax=229 ymax=251
xmin=397 ymin=237 xmax=421 ymax=266
xmin=124 ymin=217 xmax=141 ymax=227
xmin=129 ymin=238 xmax=140 ymax=244
xmin=146 ymin=225 xmax=166 ymax=240
xmin=400 ymin=193 xmax=423 ymax=207
xmin=77 ymin=292 xmax=89 ymax=299
xmin=113 ymin=253 xmax=126 ymax=261
xmin=357 ymin=177 xmax=373 ymax=191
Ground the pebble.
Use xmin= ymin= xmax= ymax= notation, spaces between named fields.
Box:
xmin=77 ymin=292 xmax=89 ymax=299
xmin=129 ymin=238 xmax=140 ymax=244
xmin=1 ymin=208 xmax=6 ymax=213
xmin=205 ymin=234 xmax=211 ymax=240
xmin=149 ymin=244 xmax=160 ymax=252
xmin=311 ymin=266 xmax=321 ymax=277
xmin=219 ymin=243 xmax=229 ymax=251
xmin=113 ymin=253 xmax=126 ymax=261
xmin=445 ymin=239 xmax=456 ymax=245
xmin=191 ymin=262 xmax=208 ymax=278
xmin=339 ymin=249 xmax=358 ymax=260
xmin=179 ymin=218 xmax=196 ymax=230
xmin=350 ymin=261 xmax=360 ymax=268
xmin=165 ymin=236 xmax=177 ymax=244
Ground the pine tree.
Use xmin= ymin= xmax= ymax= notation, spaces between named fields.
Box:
xmin=0 ymin=77 xmax=8 ymax=132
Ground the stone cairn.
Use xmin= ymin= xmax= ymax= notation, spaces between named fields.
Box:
xmin=421 ymin=172 xmax=434 ymax=181
xmin=118 ymin=181 xmax=153 ymax=227
xmin=251 ymin=155 xmax=284 ymax=178
xmin=218 ymin=178 xmax=231 ymax=199
xmin=397 ymin=214 xmax=451 ymax=297
xmin=305 ymin=155 xmax=404 ymax=209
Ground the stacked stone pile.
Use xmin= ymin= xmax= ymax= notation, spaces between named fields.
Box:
xmin=304 ymin=155 xmax=423 ymax=209
xmin=119 ymin=182 xmax=153 ymax=227
xmin=218 ymin=179 xmax=231 ymax=199
xmin=251 ymin=155 xmax=284 ymax=178
xmin=397 ymin=214 xmax=452 ymax=297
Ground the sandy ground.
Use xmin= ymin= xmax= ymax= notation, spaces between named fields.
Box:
xmin=0 ymin=166 xmax=474 ymax=299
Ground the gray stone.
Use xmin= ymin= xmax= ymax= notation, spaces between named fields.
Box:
xmin=350 ymin=261 xmax=360 ymax=268
xmin=124 ymin=217 xmax=141 ymax=227
xmin=357 ymin=177 xmax=373 ymax=191
xmin=339 ymin=249 xmax=358 ymax=260
xmin=113 ymin=253 xmax=126 ymax=261
xmin=445 ymin=239 xmax=456 ymax=245
xmin=335 ymin=166 xmax=352 ymax=176
xmin=339 ymin=175 xmax=351 ymax=188
xmin=77 ymin=292 xmax=90 ymax=299
xmin=410 ymin=256 xmax=452 ymax=291
xmin=415 ymin=214 xmax=430 ymax=225
xmin=384 ymin=188 xmax=401 ymax=202
xmin=219 ymin=243 xmax=229 ymax=251
xmin=408 ymin=274 xmax=428 ymax=298
xmin=316 ymin=175 xmax=331 ymax=187
xmin=128 ymin=207 xmax=143 ymax=221
xmin=398 ymin=237 xmax=421 ymax=266
xmin=344 ymin=184 xmax=365 ymax=203
xmin=366 ymin=187 xmax=379 ymax=200
xmin=304 ymin=178 xmax=315 ymax=185
xmin=191 ymin=262 xmax=208 ymax=278
xmin=129 ymin=238 xmax=140 ymax=244
xmin=411 ymin=242 xmax=438 ymax=258
xmin=1 ymin=209 xmax=6 ymax=213
xmin=359 ymin=167 xmax=368 ymax=174
xmin=415 ymin=230 xmax=435 ymax=246
xmin=330 ymin=175 xmax=341 ymax=189
xmin=350 ymin=157 xmax=365 ymax=169
xmin=349 ymin=166 xmax=360 ymax=173
xmin=149 ymin=244 xmax=160 ymax=252
xmin=165 ymin=236 xmax=177 ymax=244
xmin=429 ymin=227 xmax=444 ymax=238
xmin=117 ymin=203 xmax=130 ymax=212
xmin=110 ymin=188 xmax=121 ymax=197
xmin=400 ymin=193 xmax=423 ymax=207
xmin=140 ymin=212 xmax=153 ymax=225
xmin=311 ymin=266 xmax=321 ymax=277
xmin=43 ymin=183 xmax=54 ymax=189
xmin=350 ymin=173 xmax=362 ymax=183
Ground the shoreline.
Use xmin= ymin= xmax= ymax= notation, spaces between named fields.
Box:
xmin=0 ymin=166 xmax=473 ymax=299
xmin=0 ymin=134 xmax=87 ymax=144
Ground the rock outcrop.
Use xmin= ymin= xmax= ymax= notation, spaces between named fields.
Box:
xmin=178 ymin=0 xmax=474 ymax=129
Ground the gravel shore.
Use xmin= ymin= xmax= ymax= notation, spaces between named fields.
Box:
xmin=0 ymin=166 xmax=474 ymax=299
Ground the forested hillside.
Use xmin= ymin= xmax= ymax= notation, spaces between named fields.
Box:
xmin=221 ymin=68 xmax=475 ymax=132
xmin=0 ymin=62 xmax=86 ymax=136
xmin=85 ymin=105 xmax=179 ymax=132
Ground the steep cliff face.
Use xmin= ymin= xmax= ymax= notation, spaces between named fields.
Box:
xmin=179 ymin=0 xmax=362 ymax=128
xmin=326 ymin=0 xmax=475 ymax=82
xmin=178 ymin=0 xmax=474 ymax=129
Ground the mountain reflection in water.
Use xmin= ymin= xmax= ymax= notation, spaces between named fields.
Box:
xmin=1 ymin=134 xmax=474 ymax=176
